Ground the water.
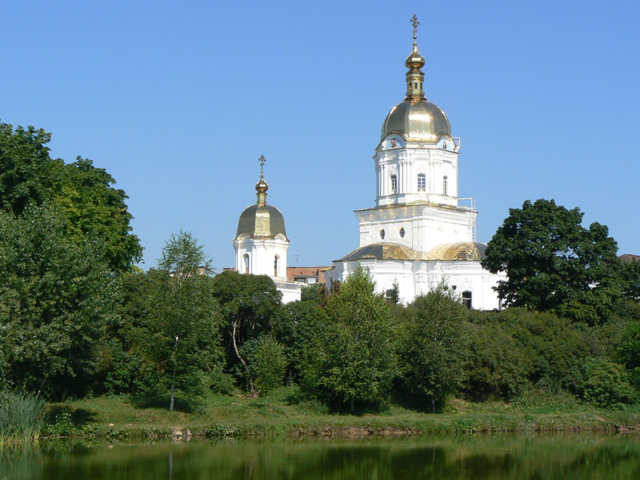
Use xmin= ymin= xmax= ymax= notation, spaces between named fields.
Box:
xmin=2 ymin=434 xmax=640 ymax=479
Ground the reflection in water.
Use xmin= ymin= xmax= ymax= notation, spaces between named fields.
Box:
xmin=2 ymin=435 xmax=640 ymax=479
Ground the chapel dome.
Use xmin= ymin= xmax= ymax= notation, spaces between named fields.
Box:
xmin=235 ymin=155 xmax=288 ymax=240
xmin=381 ymin=100 xmax=451 ymax=143
xmin=236 ymin=204 xmax=287 ymax=239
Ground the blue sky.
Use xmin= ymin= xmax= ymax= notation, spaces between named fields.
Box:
xmin=2 ymin=1 xmax=639 ymax=271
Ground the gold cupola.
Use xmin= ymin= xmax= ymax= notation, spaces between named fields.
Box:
xmin=381 ymin=15 xmax=451 ymax=143
xmin=235 ymin=155 xmax=288 ymax=240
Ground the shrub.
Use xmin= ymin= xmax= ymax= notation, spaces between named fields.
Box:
xmin=0 ymin=391 xmax=48 ymax=441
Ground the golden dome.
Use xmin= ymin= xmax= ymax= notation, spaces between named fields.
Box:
xmin=236 ymin=204 xmax=287 ymax=240
xmin=381 ymin=15 xmax=451 ymax=143
xmin=381 ymin=100 xmax=451 ymax=142
xmin=235 ymin=155 xmax=288 ymax=240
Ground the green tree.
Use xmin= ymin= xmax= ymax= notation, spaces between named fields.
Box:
xmin=483 ymin=199 xmax=623 ymax=323
xmin=0 ymin=122 xmax=142 ymax=273
xmin=271 ymin=299 xmax=330 ymax=381
xmin=0 ymin=205 xmax=116 ymax=398
xmin=0 ymin=123 xmax=60 ymax=216
xmin=398 ymin=287 xmax=468 ymax=412
xmin=53 ymin=157 xmax=142 ymax=273
xmin=141 ymin=231 xmax=223 ymax=411
xmin=244 ymin=334 xmax=288 ymax=406
xmin=306 ymin=267 xmax=397 ymax=411
xmin=211 ymin=271 xmax=282 ymax=393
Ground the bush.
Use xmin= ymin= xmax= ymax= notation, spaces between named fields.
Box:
xmin=578 ymin=359 xmax=637 ymax=408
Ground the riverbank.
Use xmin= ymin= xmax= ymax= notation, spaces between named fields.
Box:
xmin=41 ymin=387 xmax=640 ymax=440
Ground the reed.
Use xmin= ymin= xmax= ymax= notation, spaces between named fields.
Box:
xmin=0 ymin=391 xmax=48 ymax=442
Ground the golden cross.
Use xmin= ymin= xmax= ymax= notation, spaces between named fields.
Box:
xmin=259 ymin=155 xmax=266 ymax=176
xmin=411 ymin=14 xmax=419 ymax=39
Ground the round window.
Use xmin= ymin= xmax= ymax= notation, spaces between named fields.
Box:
xmin=399 ymin=228 xmax=405 ymax=238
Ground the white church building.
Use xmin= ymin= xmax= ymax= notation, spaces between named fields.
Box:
xmin=324 ymin=17 xmax=505 ymax=309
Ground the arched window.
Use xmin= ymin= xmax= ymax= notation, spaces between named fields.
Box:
xmin=443 ymin=176 xmax=448 ymax=196
xmin=462 ymin=291 xmax=472 ymax=309
xmin=243 ymin=254 xmax=250 ymax=274
xmin=399 ymin=227 xmax=405 ymax=238
xmin=390 ymin=174 xmax=397 ymax=193
xmin=417 ymin=173 xmax=426 ymax=192
xmin=380 ymin=229 xmax=386 ymax=239
xmin=274 ymin=255 xmax=279 ymax=277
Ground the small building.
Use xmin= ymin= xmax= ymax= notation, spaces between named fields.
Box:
xmin=233 ymin=157 xmax=302 ymax=303
xmin=287 ymin=266 xmax=328 ymax=285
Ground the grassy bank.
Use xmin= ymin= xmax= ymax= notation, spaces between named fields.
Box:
xmin=42 ymin=387 xmax=640 ymax=440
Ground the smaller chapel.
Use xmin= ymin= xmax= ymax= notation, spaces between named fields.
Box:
xmin=324 ymin=16 xmax=505 ymax=309
xmin=234 ymin=156 xmax=302 ymax=303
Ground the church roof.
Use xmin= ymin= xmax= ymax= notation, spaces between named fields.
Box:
xmin=336 ymin=241 xmax=487 ymax=263
xmin=235 ymin=155 xmax=288 ymax=240
xmin=380 ymin=14 xmax=451 ymax=143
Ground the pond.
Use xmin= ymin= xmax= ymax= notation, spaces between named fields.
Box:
xmin=2 ymin=434 xmax=640 ymax=479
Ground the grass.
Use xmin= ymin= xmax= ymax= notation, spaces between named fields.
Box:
xmin=39 ymin=386 xmax=640 ymax=440
xmin=0 ymin=391 xmax=48 ymax=442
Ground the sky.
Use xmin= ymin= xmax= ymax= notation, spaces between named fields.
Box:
xmin=2 ymin=1 xmax=639 ymax=272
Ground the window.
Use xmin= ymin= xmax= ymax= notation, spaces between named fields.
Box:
xmin=462 ymin=291 xmax=472 ymax=309
xmin=380 ymin=229 xmax=385 ymax=239
xmin=274 ymin=255 xmax=279 ymax=277
xmin=390 ymin=174 xmax=397 ymax=193
xmin=399 ymin=227 xmax=405 ymax=238
xmin=243 ymin=254 xmax=250 ymax=274
xmin=417 ymin=173 xmax=426 ymax=192
xmin=443 ymin=176 xmax=448 ymax=195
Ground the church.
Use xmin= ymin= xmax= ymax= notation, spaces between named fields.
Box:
xmin=233 ymin=16 xmax=505 ymax=309
xmin=324 ymin=16 xmax=505 ymax=309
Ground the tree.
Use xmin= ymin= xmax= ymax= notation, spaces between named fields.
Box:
xmin=398 ymin=287 xmax=468 ymax=412
xmin=141 ymin=231 xmax=223 ymax=410
xmin=305 ymin=267 xmax=397 ymax=411
xmin=211 ymin=271 xmax=282 ymax=394
xmin=483 ymin=199 xmax=623 ymax=323
xmin=0 ymin=123 xmax=60 ymax=216
xmin=244 ymin=334 xmax=288 ymax=406
xmin=0 ymin=121 xmax=142 ymax=273
xmin=53 ymin=157 xmax=143 ymax=273
xmin=0 ymin=205 xmax=117 ymax=398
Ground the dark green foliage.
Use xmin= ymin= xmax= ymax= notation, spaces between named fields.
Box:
xmin=0 ymin=123 xmax=60 ymax=216
xmin=398 ymin=287 xmax=468 ymax=412
xmin=243 ymin=334 xmax=288 ymax=403
xmin=271 ymin=300 xmax=330 ymax=381
xmin=462 ymin=312 xmax=528 ymax=401
xmin=0 ymin=122 xmax=142 ymax=274
xmin=578 ymin=358 xmax=637 ymax=408
xmin=0 ymin=205 xmax=117 ymax=399
xmin=618 ymin=320 xmax=640 ymax=388
xmin=212 ymin=271 xmax=282 ymax=392
xmin=304 ymin=267 xmax=397 ymax=411
xmin=483 ymin=199 xmax=623 ymax=323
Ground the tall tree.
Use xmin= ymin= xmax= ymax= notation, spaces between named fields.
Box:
xmin=399 ymin=287 xmax=469 ymax=412
xmin=211 ymin=271 xmax=282 ymax=394
xmin=0 ymin=205 xmax=116 ymax=398
xmin=306 ymin=267 xmax=397 ymax=411
xmin=0 ymin=121 xmax=142 ymax=273
xmin=142 ymin=231 xmax=223 ymax=410
xmin=483 ymin=199 xmax=623 ymax=323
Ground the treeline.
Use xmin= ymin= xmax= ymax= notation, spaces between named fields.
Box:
xmin=1 ymin=122 xmax=640 ymax=414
